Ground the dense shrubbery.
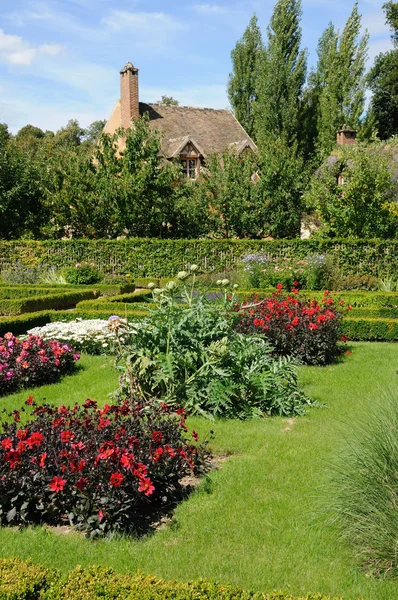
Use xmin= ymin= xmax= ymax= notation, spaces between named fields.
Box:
xmin=242 ymin=253 xmax=333 ymax=290
xmin=237 ymin=287 xmax=345 ymax=366
xmin=63 ymin=262 xmax=102 ymax=285
xmin=0 ymin=333 xmax=79 ymax=395
xmin=330 ymin=394 xmax=398 ymax=577
xmin=115 ymin=270 xmax=312 ymax=419
xmin=0 ymin=398 xmax=209 ymax=537
xmin=0 ymin=558 xmax=342 ymax=600
xmin=27 ymin=319 xmax=124 ymax=355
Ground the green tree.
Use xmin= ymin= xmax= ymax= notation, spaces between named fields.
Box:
xmin=367 ymin=2 xmax=398 ymax=140
xmin=228 ymin=15 xmax=263 ymax=139
xmin=191 ymin=151 xmax=262 ymax=238
xmin=82 ymin=120 xmax=106 ymax=145
xmin=47 ymin=116 xmax=183 ymax=239
xmin=303 ymin=145 xmax=398 ymax=238
xmin=308 ymin=3 xmax=368 ymax=157
xmin=156 ymin=95 xmax=179 ymax=105
xmin=254 ymin=0 xmax=307 ymax=149
xmin=0 ymin=135 xmax=46 ymax=239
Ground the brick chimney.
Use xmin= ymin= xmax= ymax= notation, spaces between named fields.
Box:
xmin=120 ymin=62 xmax=139 ymax=128
xmin=336 ymin=126 xmax=357 ymax=146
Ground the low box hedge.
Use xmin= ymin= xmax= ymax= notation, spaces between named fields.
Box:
xmin=342 ymin=317 xmax=398 ymax=341
xmin=238 ymin=290 xmax=398 ymax=309
xmin=0 ymin=558 xmax=345 ymax=600
xmin=0 ymin=286 xmax=75 ymax=299
xmin=0 ymin=290 xmax=98 ymax=316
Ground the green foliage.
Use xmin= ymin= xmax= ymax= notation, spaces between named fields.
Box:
xmin=254 ymin=0 xmax=307 ymax=150
xmin=367 ymin=3 xmax=398 ymax=139
xmin=329 ymin=392 xmax=398 ymax=576
xmin=228 ymin=14 xmax=263 ymax=139
xmin=304 ymin=145 xmax=398 ymax=238
xmin=0 ymin=290 xmax=97 ymax=316
xmin=115 ymin=271 xmax=311 ymax=419
xmin=256 ymin=141 xmax=307 ymax=238
xmin=0 ymin=135 xmax=47 ymax=240
xmin=64 ymin=263 xmax=102 ymax=285
xmin=304 ymin=3 xmax=368 ymax=158
xmin=342 ymin=316 xmax=398 ymax=340
xmin=192 ymin=151 xmax=264 ymax=238
xmin=3 ymin=238 xmax=398 ymax=280
xmin=0 ymin=559 xmax=342 ymax=600
xmin=0 ymin=557 xmax=53 ymax=600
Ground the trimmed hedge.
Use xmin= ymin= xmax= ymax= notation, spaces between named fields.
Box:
xmin=0 ymin=286 xmax=76 ymax=299
xmin=0 ymin=558 xmax=346 ymax=600
xmin=1 ymin=238 xmax=398 ymax=278
xmin=76 ymin=300 xmax=151 ymax=313
xmin=342 ymin=317 xmax=398 ymax=341
xmin=238 ymin=290 xmax=398 ymax=309
xmin=0 ymin=290 xmax=98 ymax=316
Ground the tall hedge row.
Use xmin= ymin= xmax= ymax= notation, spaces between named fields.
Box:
xmin=1 ymin=239 xmax=398 ymax=278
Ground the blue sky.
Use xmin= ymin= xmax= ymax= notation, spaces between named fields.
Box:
xmin=0 ymin=0 xmax=393 ymax=133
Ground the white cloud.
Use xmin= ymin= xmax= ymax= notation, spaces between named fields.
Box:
xmin=192 ymin=4 xmax=227 ymax=14
xmin=102 ymin=10 xmax=185 ymax=34
xmin=0 ymin=29 xmax=63 ymax=66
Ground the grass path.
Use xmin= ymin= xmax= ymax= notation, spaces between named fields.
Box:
xmin=1 ymin=344 xmax=398 ymax=599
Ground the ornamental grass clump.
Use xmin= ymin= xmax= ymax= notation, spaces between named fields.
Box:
xmin=115 ymin=267 xmax=312 ymax=419
xmin=0 ymin=333 xmax=79 ymax=395
xmin=329 ymin=394 xmax=398 ymax=577
xmin=237 ymin=286 xmax=345 ymax=366
xmin=0 ymin=398 xmax=210 ymax=537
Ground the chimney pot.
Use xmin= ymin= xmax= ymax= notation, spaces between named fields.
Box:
xmin=336 ymin=126 xmax=357 ymax=146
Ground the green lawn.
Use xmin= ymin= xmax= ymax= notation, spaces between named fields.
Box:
xmin=1 ymin=343 xmax=398 ymax=600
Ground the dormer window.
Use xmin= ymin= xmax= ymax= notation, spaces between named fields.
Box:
xmin=181 ymin=158 xmax=198 ymax=179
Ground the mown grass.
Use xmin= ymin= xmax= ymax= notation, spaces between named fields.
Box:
xmin=1 ymin=343 xmax=398 ymax=600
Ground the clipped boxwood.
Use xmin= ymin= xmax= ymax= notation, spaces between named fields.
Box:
xmin=342 ymin=317 xmax=398 ymax=341
xmin=0 ymin=290 xmax=98 ymax=316
xmin=0 ymin=559 xmax=345 ymax=600
xmin=0 ymin=557 xmax=54 ymax=600
xmin=0 ymin=311 xmax=54 ymax=337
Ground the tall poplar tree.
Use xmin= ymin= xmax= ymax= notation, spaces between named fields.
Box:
xmin=367 ymin=1 xmax=398 ymax=139
xmin=254 ymin=0 xmax=307 ymax=149
xmin=308 ymin=2 xmax=368 ymax=157
xmin=228 ymin=15 xmax=263 ymax=139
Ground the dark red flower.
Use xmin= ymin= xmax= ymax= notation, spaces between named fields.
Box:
xmin=192 ymin=430 xmax=199 ymax=442
xmin=152 ymin=431 xmax=163 ymax=443
xmin=25 ymin=396 xmax=34 ymax=405
xmin=27 ymin=432 xmax=44 ymax=447
xmin=49 ymin=476 xmax=66 ymax=493
xmin=1 ymin=438 xmax=13 ymax=451
xmin=110 ymin=472 xmax=124 ymax=487
xmin=75 ymin=477 xmax=88 ymax=490
xmin=60 ymin=430 xmax=74 ymax=443
xmin=138 ymin=477 xmax=155 ymax=496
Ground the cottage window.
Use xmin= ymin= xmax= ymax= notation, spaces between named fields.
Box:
xmin=181 ymin=158 xmax=198 ymax=179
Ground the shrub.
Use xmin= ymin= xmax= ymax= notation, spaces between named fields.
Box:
xmin=26 ymin=318 xmax=124 ymax=355
xmin=237 ymin=287 xmax=344 ymax=366
xmin=0 ymin=399 xmax=210 ymax=537
xmin=241 ymin=253 xmax=334 ymax=291
xmin=1 ymin=261 xmax=43 ymax=284
xmin=0 ymin=333 xmax=79 ymax=395
xmin=64 ymin=262 xmax=102 ymax=285
xmin=329 ymin=394 xmax=398 ymax=577
xmin=0 ymin=558 xmax=343 ymax=600
xmin=115 ymin=271 xmax=312 ymax=419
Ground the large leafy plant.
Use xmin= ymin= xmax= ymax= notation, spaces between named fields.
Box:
xmin=114 ymin=268 xmax=311 ymax=419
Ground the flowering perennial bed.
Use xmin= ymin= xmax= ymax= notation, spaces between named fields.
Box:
xmin=0 ymin=399 xmax=209 ymax=537
xmin=0 ymin=333 xmax=79 ymax=395
xmin=27 ymin=318 xmax=126 ymax=355
xmin=238 ymin=287 xmax=347 ymax=365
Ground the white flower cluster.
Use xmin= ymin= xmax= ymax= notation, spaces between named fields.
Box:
xmin=26 ymin=319 xmax=124 ymax=355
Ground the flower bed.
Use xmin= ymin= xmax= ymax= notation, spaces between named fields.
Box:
xmin=0 ymin=333 xmax=79 ymax=395
xmin=0 ymin=399 xmax=210 ymax=537
xmin=26 ymin=319 xmax=125 ymax=355
xmin=237 ymin=287 xmax=345 ymax=366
